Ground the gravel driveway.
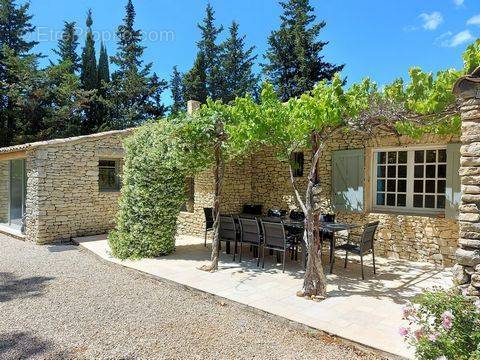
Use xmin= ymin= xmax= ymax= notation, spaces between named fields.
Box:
xmin=0 ymin=234 xmax=383 ymax=360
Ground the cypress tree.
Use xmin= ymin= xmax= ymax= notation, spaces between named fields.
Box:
xmin=97 ymin=41 xmax=110 ymax=85
xmin=53 ymin=21 xmax=80 ymax=73
xmin=0 ymin=0 xmax=39 ymax=146
xmin=183 ymin=52 xmax=208 ymax=104
xmin=220 ymin=21 xmax=259 ymax=103
xmin=197 ymin=3 xmax=223 ymax=100
xmin=170 ymin=65 xmax=185 ymax=115
xmin=109 ymin=0 xmax=167 ymax=128
xmin=80 ymin=9 xmax=97 ymax=91
xmin=263 ymin=0 xmax=344 ymax=101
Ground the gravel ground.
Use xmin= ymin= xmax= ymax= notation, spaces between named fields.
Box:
xmin=0 ymin=234 xmax=383 ymax=360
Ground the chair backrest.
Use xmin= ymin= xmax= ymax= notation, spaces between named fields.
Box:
xmin=267 ymin=209 xmax=287 ymax=218
xmin=204 ymin=208 xmax=214 ymax=229
xmin=242 ymin=204 xmax=263 ymax=215
xmin=261 ymin=220 xmax=286 ymax=249
xmin=320 ymin=213 xmax=335 ymax=223
xmin=360 ymin=221 xmax=379 ymax=253
xmin=238 ymin=217 xmax=261 ymax=244
xmin=289 ymin=210 xmax=305 ymax=221
xmin=219 ymin=215 xmax=236 ymax=242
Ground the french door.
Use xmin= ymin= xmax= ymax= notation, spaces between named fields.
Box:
xmin=9 ymin=159 xmax=26 ymax=230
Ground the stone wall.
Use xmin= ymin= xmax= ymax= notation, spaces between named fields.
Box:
xmin=0 ymin=161 xmax=9 ymax=223
xmin=177 ymin=158 xmax=253 ymax=237
xmin=454 ymin=98 xmax=480 ymax=296
xmin=25 ymin=132 xmax=130 ymax=244
xmin=178 ymin=131 xmax=459 ymax=266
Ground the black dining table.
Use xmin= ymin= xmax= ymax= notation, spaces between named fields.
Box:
xmin=225 ymin=214 xmax=360 ymax=274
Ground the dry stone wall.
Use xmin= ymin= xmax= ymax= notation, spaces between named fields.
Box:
xmin=25 ymin=133 xmax=129 ymax=244
xmin=453 ymin=97 xmax=480 ymax=296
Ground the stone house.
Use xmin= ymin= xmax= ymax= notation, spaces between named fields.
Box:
xmin=0 ymin=129 xmax=132 ymax=244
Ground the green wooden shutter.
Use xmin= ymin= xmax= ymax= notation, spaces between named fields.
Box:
xmin=446 ymin=143 xmax=461 ymax=219
xmin=331 ymin=149 xmax=365 ymax=212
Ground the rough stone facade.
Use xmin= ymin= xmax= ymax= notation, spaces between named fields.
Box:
xmin=0 ymin=161 xmax=9 ymax=223
xmin=25 ymin=132 xmax=130 ymax=244
xmin=0 ymin=130 xmax=132 ymax=244
xmin=178 ymin=132 xmax=459 ymax=266
xmin=450 ymin=69 xmax=480 ymax=296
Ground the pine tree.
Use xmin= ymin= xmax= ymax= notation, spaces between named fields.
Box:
xmin=170 ymin=66 xmax=185 ymax=115
xmin=97 ymin=42 xmax=110 ymax=85
xmin=197 ymin=3 xmax=223 ymax=100
xmin=109 ymin=0 xmax=167 ymax=128
xmin=53 ymin=21 xmax=80 ymax=73
xmin=263 ymin=0 xmax=344 ymax=101
xmin=183 ymin=52 xmax=208 ymax=104
xmin=80 ymin=9 xmax=97 ymax=91
xmin=0 ymin=0 xmax=39 ymax=146
xmin=220 ymin=21 xmax=259 ymax=103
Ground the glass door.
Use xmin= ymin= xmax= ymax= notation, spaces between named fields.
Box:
xmin=9 ymin=159 xmax=26 ymax=230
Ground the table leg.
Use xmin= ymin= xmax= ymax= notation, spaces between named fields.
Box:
xmin=226 ymin=241 xmax=231 ymax=254
xmin=301 ymin=238 xmax=307 ymax=270
xmin=329 ymin=233 xmax=335 ymax=274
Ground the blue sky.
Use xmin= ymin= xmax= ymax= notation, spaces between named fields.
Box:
xmin=27 ymin=0 xmax=480 ymax=103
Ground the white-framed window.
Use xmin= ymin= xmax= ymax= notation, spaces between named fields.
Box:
xmin=99 ymin=159 xmax=121 ymax=192
xmin=372 ymin=146 xmax=447 ymax=213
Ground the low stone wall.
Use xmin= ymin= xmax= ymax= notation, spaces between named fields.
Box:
xmin=0 ymin=161 xmax=9 ymax=223
xmin=25 ymin=132 xmax=130 ymax=244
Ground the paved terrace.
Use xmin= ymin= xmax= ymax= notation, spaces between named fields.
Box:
xmin=74 ymin=235 xmax=453 ymax=359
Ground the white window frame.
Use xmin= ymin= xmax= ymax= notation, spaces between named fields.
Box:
xmin=370 ymin=144 xmax=447 ymax=215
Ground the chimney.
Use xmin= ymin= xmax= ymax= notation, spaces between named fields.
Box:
xmin=187 ymin=100 xmax=201 ymax=115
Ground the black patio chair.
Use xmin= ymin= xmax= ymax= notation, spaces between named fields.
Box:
xmin=289 ymin=209 xmax=305 ymax=221
xmin=238 ymin=217 xmax=262 ymax=266
xmin=219 ymin=215 xmax=238 ymax=261
xmin=203 ymin=208 xmax=214 ymax=247
xmin=260 ymin=220 xmax=298 ymax=273
xmin=267 ymin=209 xmax=287 ymax=218
xmin=242 ymin=204 xmax=263 ymax=216
xmin=335 ymin=221 xmax=379 ymax=280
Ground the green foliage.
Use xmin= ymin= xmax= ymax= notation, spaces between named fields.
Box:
xmin=54 ymin=21 xmax=80 ymax=73
xmin=183 ymin=52 xmax=208 ymax=103
xmin=108 ymin=0 xmax=167 ymax=129
xmin=80 ymin=9 xmax=97 ymax=91
xmin=109 ymin=122 xmax=186 ymax=259
xmin=463 ymin=39 xmax=480 ymax=74
xmin=401 ymin=290 xmax=480 ymax=360
xmin=197 ymin=3 xmax=224 ymax=101
xmin=97 ymin=42 xmax=110 ymax=85
xmin=220 ymin=21 xmax=259 ymax=103
xmin=262 ymin=0 xmax=344 ymax=101
xmin=170 ymin=66 xmax=185 ymax=115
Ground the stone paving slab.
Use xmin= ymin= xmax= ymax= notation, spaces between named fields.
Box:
xmin=74 ymin=234 xmax=453 ymax=359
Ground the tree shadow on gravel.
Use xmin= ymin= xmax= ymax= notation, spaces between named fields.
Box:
xmin=0 ymin=332 xmax=61 ymax=359
xmin=0 ymin=272 xmax=54 ymax=303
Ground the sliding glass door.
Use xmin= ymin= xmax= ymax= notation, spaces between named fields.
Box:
xmin=9 ymin=159 xmax=26 ymax=230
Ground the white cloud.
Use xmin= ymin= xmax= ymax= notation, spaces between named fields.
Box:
xmin=467 ymin=14 xmax=480 ymax=26
xmin=454 ymin=0 xmax=464 ymax=6
xmin=420 ymin=12 xmax=444 ymax=31
xmin=436 ymin=30 xmax=475 ymax=47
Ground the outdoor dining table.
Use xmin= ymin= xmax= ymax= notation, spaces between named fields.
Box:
xmin=225 ymin=213 xmax=359 ymax=274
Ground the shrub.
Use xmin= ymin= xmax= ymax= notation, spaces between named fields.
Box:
xmin=108 ymin=122 xmax=186 ymax=259
xmin=400 ymin=290 xmax=480 ymax=360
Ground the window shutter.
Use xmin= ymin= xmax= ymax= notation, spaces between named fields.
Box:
xmin=331 ymin=149 xmax=365 ymax=212
xmin=446 ymin=143 xmax=461 ymax=219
